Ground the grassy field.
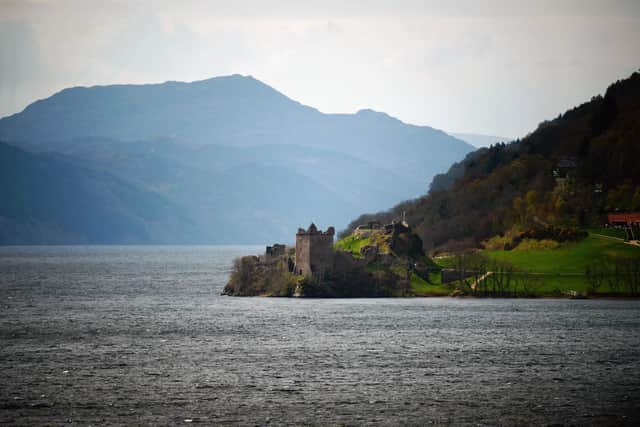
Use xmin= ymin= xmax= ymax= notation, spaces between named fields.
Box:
xmin=485 ymin=234 xmax=639 ymax=274
xmin=409 ymin=271 xmax=451 ymax=296
xmin=435 ymin=233 xmax=640 ymax=296
xmin=587 ymin=227 xmax=627 ymax=240
xmin=340 ymin=231 xmax=639 ymax=297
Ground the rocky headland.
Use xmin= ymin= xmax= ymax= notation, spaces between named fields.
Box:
xmin=223 ymin=222 xmax=440 ymax=297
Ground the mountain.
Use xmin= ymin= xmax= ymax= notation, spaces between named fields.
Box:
xmin=0 ymin=75 xmax=474 ymax=244
xmin=0 ymin=75 xmax=472 ymax=187
xmin=342 ymin=71 xmax=640 ymax=252
xmin=0 ymin=142 xmax=197 ymax=244
xmin=38 ymin=138 xmax=410 ymax=243
xmin=0 ymin=75 xmax=315 ymax=146
xmin=450 ymin=132 xmax=513 ymax=148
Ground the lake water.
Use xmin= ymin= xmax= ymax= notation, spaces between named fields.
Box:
xmin=1 ymin=245 xmax=639 ymax=425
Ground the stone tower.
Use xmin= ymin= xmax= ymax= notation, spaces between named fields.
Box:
xmin=294 ymin=223 xmax=335 ymax=277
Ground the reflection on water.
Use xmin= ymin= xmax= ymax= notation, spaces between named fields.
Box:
xmin=1 ymin=246 xmax=639 ymax=425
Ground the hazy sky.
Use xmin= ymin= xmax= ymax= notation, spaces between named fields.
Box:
xmin=1 ymin=0 xmax=639 ymax=137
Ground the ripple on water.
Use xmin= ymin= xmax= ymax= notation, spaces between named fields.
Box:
xmin=1 ymin=245 xmax=639 ymax=425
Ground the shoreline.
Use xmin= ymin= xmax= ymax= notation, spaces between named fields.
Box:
xmin=223 ymin=293 xmax=640 ymax=300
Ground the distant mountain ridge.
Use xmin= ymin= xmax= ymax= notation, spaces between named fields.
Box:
xmin=0 ymin=142 xmax=198 ymax=244
xmin=0 ymin=75 xmax=473 ymax=244
xmin=0 ymin=75 xmax=315 ymax=145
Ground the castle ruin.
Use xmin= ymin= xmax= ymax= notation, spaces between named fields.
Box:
xmin=294 ymin=223 xmax=335 ymax=276
xmin=265 ymin=243 xmax=285 ymax=257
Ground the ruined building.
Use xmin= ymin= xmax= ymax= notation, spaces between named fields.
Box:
xmin=265 ymin=244 xmax=285 ymax=257
xmin=294 ymin=223 xmax=335 ymax=276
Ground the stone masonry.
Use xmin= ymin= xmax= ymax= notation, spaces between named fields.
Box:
xmin=294 ymin=223 xmax=335 ymax=277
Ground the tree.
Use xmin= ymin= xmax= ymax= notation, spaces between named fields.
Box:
xmin=487 ymin=259 xmax=514 ymax=297
xmin=605 ymin=256 xmax=623 ymax=293
xmin=518 ymin=273 xmax=543 ymax=297
xmin=585 ymin=259 xmax=606 ymax=295
xmin=622 ymin=257 xmax=640 ymax=296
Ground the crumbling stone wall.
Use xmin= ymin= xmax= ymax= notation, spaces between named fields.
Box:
xmin=295 ymin=224 xmax=335 ymax=276
xmin=266 ymin=244 xmax=285 ymax=257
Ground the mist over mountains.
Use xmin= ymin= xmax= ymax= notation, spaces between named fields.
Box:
xmin=450 ymin=133 xmax=513 ymax=148
xmin=0 ymin=74 xmax=473 ymax=244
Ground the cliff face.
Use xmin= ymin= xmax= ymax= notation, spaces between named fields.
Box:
xmin=223 ymin=223 xmax=441 ymax=297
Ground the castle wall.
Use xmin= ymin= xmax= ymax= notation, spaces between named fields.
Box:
xmin=309 ymin=233 xmax=334 ymax=276
xmin=295 ymin=225 xmax=335 ymax=277
xmin=295 ymin=234 xmax=312 ymax=275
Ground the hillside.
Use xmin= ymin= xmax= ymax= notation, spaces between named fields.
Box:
xmin=343 ymin=71 xmax=640 ymax=252
xmin=0 ymin=142 xmax=197 ymax=244
xmin=0 ymin=75 xmax=473 ymax=244
xmin=0 ymin=75 xmax=472 ymax=188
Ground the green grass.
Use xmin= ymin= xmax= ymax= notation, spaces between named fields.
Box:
xmin=587 ymin=227 xmax=627 ymax=240
xmin=334 ymin=235 xmax=370 ymax=258
xmin=485 ymin=234 xmax=639 ymax=274
xmin=433 ymin=233 xmax=640 ymax=296
xmin=433 ymin=255 xmax=457 ymax=269
xmin=409 ymin=272 xmax=451 ymax=296
xmin=516 ymin=274 xmax=592 ymax=295
xmin=479 ymin=272 xmax=631 ymax=296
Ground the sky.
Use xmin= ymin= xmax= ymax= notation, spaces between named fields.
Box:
xmin=1 ymin=0 xmax=639 ymax=138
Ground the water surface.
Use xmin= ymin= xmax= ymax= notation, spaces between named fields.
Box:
xmin=1 ymin=246 xmax=639 ymax=425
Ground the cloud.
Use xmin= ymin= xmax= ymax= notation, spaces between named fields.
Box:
xmin=0 ymin=20 xmax=47 ymax=115
xmin=0 ymin=0 xmax=639 ymax=136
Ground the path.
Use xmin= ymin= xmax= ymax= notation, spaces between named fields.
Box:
xmin=591 ymin=233 xmax=625 ymax=241
xmin=591 ymin=232 xmax=640 ymax=248
xmin=471 ymin=271 xmax=492 ymax=290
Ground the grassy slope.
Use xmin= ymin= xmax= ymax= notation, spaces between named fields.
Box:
xmin=334 ymin=234 xmax=370 ymax=258
xmin=336 ymin=231 xmax=449 ymax=296
xmin=485 ymin=234 xmax=638 ymax=274
xmin=435 ymin=233 xmax=639 ymax=295
xmin=336 ymin=231 xmax=640 ymax=296
xmin=409 ymin=272 xmax=451 ymax=296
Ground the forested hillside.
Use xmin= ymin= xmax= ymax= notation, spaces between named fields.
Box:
xmin=343 ymin=71 xmax=640 ymax=252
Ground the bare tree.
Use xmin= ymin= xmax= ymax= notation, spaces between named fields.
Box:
xmin=625 ymin=257 xmax=640 ymax=296
xmin=605 ymin=255 xmax=623 ymax=293
xmin=469 ymin=252 xmax=489 ymax=296
xmin=585 ymin=258 xmax=606 ymax=295
xmin=519 ymin=272 xmax=543 ymax=297
xmin=487 ymin=259 xmax=515 ymax=297
xmin=450 ymin=251 xmax=488 ymax=296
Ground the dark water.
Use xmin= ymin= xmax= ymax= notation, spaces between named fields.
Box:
xmin=1 ymin=246 xmax=639 ymax=426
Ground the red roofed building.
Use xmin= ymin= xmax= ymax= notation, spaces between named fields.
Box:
xmin=607 ymin=212 xmax=640 ymax=241
xmin=607 ymin=213 xmax=640 ymax=225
